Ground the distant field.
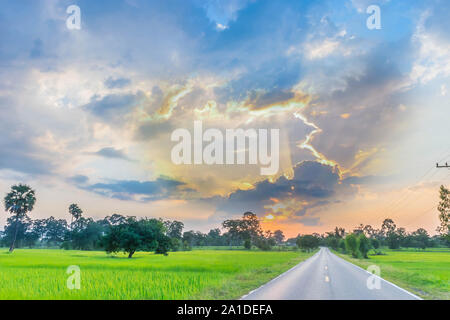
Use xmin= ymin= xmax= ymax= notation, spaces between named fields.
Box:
xmin=336 ymin=248 xmax=450 ymax=300
xmin=0 ymin=248 xmax=313 ymax=300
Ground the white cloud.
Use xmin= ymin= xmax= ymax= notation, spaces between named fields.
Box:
xmin=216 ymin=23 xmax=229 ymax=31
xmin=305 ymin=39 xmax=340 ymax=60
xmin=410 ymin=11 xmax=450 ymax=84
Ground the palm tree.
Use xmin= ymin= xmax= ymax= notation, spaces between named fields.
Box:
xmin=68 ymin=203 xmax=83 ymax=229
xmin=4 ymin=184 xmax=36 ymax=252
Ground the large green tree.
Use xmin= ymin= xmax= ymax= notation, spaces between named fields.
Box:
xmin=222 ymin=211 xmax=263 ymax=247
xmin=68 ymin=203 xmax=83 ymax=229
xmin=273 ymin=230 xmax=285 ymax=245
xmin=4 ymin=184 xmax=36 ymax=252
xmin=296 ymin=234 xmax=320 ymax=252
xmin=164 ymin=220 xmax=184 ymax=239
xmin=103 ymin=217 xmax=168 ymax=258
xmin=381 ymin=218 xmax=400 ymax=249
xmin=344 ymin=233 xmax=360 ymax=258
xmin=43 ymin=217 xmax=68 ymax=245
xmin=358 ymin=234 xmax=371 ymax=258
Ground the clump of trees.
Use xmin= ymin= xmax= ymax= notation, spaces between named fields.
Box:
xmin=343 ymin=233 xmax=370 ymax=258
xmin=296 ymin=234 xmax=320 ymax=252
xmin=322 ymin=217 xmax=448 ymax=259
xmin=102 ymin=216 xmax=170 ymax=258
xmin=289 ymin=213 xmax=449 ymax=259
xmin=221 ymin=212 xmax=281 ymax=251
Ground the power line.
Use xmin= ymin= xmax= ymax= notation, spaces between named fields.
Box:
xmin=383 ymin=160 xmax=450 ymax=221
xmin=378 ymin=150 xmax=450 ymax=219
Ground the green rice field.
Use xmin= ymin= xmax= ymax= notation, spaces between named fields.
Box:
xmin=337 ymin=248 xmax=450 ymax=300
xmin=0 ymin=248 xmax=313 ymax=300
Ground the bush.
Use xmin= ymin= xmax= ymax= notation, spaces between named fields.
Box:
xmin=182 ymin=240 xmax=192 ymax=251
xmin=338 ymin=239 xmax=346 ymax=253
xmin=326 ymin=236 xmax=339 ymax=250
xmin=358 ymin=234 xmax=371 ymax=258
xmin=255 ymin=238 xmax=273 ymax=251
xmin=345 ymin=234 xmax=360 ymax=258
xmin=155 ymin=235 xmax=171 ymax=256
xmin=170 ymin=238 xmax=181 ymax=252
xmin=244 ymin=239 xmax=252 ymax=250
xmin=296 ymin=235 xmax=319 ymax=252
xmin=370 ymin=238 xmax=380 ymax=249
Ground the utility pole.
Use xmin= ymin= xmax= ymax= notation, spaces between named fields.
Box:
xmin=436 ymin=162 xmax=450 ymax=168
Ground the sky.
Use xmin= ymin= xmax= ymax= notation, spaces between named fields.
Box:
xmin=1 ymin=0 xmax=450 ymax=237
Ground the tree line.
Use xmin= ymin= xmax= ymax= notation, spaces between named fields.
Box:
xmin=290 ymin=214 xmax=449 ymax=258
xmin=283 ymin=185 xmax=450 ymax=255
xmin=2 ymin=184 xmax=449 ymax=258
xmin=1 ymin=185 xmax=286 ymax=257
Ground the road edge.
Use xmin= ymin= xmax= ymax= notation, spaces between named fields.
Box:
xmin=239 ymin=249 xmax=321 ymax=300
xmin=330 ymin=249 xmax=423 ymax=300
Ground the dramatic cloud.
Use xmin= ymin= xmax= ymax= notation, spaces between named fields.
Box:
xmin=1 ymin=0 xmax=449 ymax=235
xmin=91 ymin=147 xmax=130 ymax=160
xmin=214 ymin=161 xmax=352 ymax=219
xmin=83 ymin=177 xmax=194 ymax=202
xmin=83 ymin=92 xmax=144 ymax=120
xmin=104 ymin=77 xmax=132 ymax=89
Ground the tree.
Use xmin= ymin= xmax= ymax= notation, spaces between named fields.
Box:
xmin=1 ymin=216 xmax=32 ymax=249
xmin=240 ymin=212 xmax=263 ymax=244
xmin=437 ymin=185 xmax=450 ymax=241
xmin=103 ymin=217 xmax=166 ymax=258
xmin=363 ymin=225 xmax=376 ymax=238
xmin=206 ymin=228 xmax=224 ymax=246
xmin=4 ymin=184 xmax=36 ymax=252
xmin=411 ymin=228 xmax=430 ymax=249
xmin=353 ymin=224 xmax=365 ymax=235
xmin=382 ymin=218 xmax=400 ymax=249
xmin=43 ymin=217 xmax=68 ymax=246
xmin=273 ymin=230 xmax=285 ymax=245
xmin=254 ymin=230 xmax=276 ymax=251
xmin=381 ymin=218 xmax=396 ymax=236
xmin=69 ymin=218 xmax=104 ymax=250
xmin=370 ymin=238 xmax=380 ymax=250
xmin=396 ymin=227 xmax=407 ymax=248
xmin=222 ymin=219 xmax=242 ymax=247
xmin=68 ymin=204 xmax=83 ymax=229
xmin=103 ymin=214 xmax=127 ymax=226
xmin=325 ymin=232 xmax=339 ymax=250
xmin=296 ymin=235 xmax=319 ymax=252
xmin=338 ymin=238 xmax=346 ymax=252
xmin=222 ymin=212 xmax=263 ymax=248
xmin=345 ymin=233 xmax=360 ymax=258
xmin=164 ymin=220 xmax=184 ymax=239
xmin=155 ymin=235 xmax=172 ymax=256
xmin=30 ymin=219 xmax=47 ymax=243
xmin=244 ymin=239 xmax=252 ymax=249
xmin=358 ymin=234 xmax=371 ymax=258
xmin=334 ymin=227 xmax=346 ymax=238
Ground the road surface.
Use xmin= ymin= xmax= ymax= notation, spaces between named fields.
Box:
xmin=242 ymin=247 xmax=420 ymax=300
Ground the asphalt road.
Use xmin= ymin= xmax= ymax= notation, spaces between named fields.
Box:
xmin=242 ymin=247 xmax=421 ymax=300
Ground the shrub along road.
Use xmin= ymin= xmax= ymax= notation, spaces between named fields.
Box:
xmin=242 ymin=247 xmax=420 ymax=300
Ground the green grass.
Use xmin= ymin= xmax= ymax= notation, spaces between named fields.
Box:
xmin=335 ymin=248 xmax=450 ymax=300
xmin=0 ymin=248 xmax=313 ymax=300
